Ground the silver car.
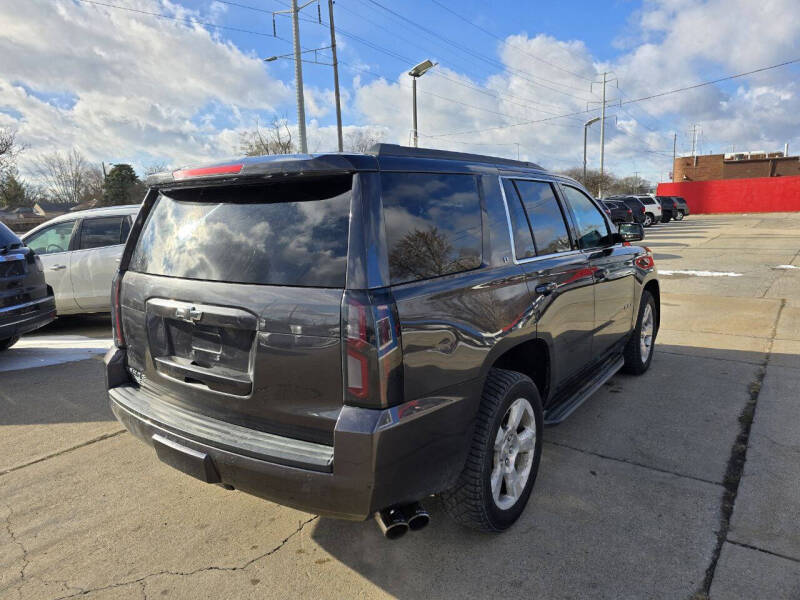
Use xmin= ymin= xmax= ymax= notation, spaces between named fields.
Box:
xmin=22 ymin=205 xmax=140 ymax=314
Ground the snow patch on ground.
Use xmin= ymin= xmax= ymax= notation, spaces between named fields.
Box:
xmin=659 ymin=269 xmax=743 ymax=277
xmin=0 ymin=335 xmax=111 ymax=373
xmin=772 ymin=264 xmax=800 ymax=270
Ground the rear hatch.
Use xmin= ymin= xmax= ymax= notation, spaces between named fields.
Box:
xmin=120 ymin=176 xmax=352 ymax=445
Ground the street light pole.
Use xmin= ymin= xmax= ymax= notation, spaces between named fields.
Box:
xmin=328 ymin=0 xmax=343 ymax=152
xmin=583 ymin=117 xmax=600 ymax=182
xmin=408 ymin=60 xmax=436 ymax=148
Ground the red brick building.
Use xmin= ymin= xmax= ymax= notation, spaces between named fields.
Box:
xmin=673 ymin=151 xmax=800 ymax=182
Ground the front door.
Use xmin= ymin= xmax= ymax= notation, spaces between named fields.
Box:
xmin=560 ymin=185 xmax=635 ymax=359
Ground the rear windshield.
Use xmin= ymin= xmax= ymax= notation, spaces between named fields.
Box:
xmin=0 ymin=222 xmax=21 ymax=248
xmin=129 ymin=176 xmax=351 ymax=287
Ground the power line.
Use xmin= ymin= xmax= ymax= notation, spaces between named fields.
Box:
xmin=357 ymin=0 xmax=593 ymax=100
xmin=427 ymin=57 xmax=800 ymax=138
xmin=74 ymin=0 xmax=292 ymax=41
xmin=429 ymin=0 xmax=593 ymax=82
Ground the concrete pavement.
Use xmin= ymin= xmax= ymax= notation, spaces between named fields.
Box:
xmin=1 ymin=213 xmax=799 ymax=599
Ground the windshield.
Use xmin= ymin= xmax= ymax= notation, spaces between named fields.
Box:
xmin=129 ymin=176 xmax=352 ymax=288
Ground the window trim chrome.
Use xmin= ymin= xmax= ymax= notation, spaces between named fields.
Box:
xmin=497 ymin=175 xmax=582 ymax=266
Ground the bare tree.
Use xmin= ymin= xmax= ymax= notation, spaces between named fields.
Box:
xmin=240 ymin=117 xmax=295 ymax=156
xmin=0 ymin=128 xmax=23 ymax=179
xmin=144 ymin=161 xmax=170 ymax=177
xmin=32 ymin=149 xmax=99 ymax=205
xmin=345 ymin=128 xmax=385 ymax=153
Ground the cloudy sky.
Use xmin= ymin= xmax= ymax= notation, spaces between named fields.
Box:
xmin=1 ymin=0 xmax=798 ymax=184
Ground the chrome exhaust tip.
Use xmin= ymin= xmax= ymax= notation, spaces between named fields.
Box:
xmin=375 ymin=507 xmax=409 ymax=540
xmin=402 ymin=502 xmax=430 ymax=531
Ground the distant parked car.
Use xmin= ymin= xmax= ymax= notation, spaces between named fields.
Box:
xmin=0 ymin=221 xmax=56 ymax=350
xmin=21 ymin=205 xmax=140 ymax=315
xmin=632 ymin=194 xmax=662 ymax=226
xmin=656 ymin=196 xmax=679 ymax=222
xmin=671 ymin=196 xmax=690 ymax=220
xmin=602 ymin=200 xmax=634 ymax=224
xmin=608 ymin=196 xmax=648 ymax=226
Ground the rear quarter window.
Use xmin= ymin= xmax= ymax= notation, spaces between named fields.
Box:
xmin=129 ymin=176 xmax=351 ymax=287
xmin=381 ymin=172 xmax=482 ymax=285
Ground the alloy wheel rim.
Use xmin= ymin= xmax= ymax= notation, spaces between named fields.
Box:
xmin=640 ymin=303 xmax=654 ymax=363
xmin=491 ymin=397 xmax=536 ymax=510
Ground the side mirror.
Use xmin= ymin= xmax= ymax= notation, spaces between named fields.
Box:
xmin=618 ymin=222 xmax=644 ymax=243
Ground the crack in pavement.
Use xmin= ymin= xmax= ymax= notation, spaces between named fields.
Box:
xmin=544 ymin=439 xmax=723 ymax=487
xmin=3 ymin=502 xmax=29 ymax=599
xmin=48 ymin=515 xmax=319 ymax=600
xmin=726 ymin=539 xmax=800 ymax=565
xmin=0 ymin=430 xmax=126 ymax=478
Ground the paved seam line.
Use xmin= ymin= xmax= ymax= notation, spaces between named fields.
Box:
xmin=699 ymin=297 xmax=787 ymax=597
xmin=49 ymin=515 xmax=319 ymax=600
xmin=657 ymin=349 xmax=765 ymax=366
xmin=0 ymin=430 xmax=126 ymax=477
xmin=544 ymin=440 xmax=723 ymax=487
xmin=726 ymin=539 xmax=800 ymax=565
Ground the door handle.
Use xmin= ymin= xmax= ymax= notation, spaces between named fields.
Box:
xmin=594 ymin=269 xmax=607 ymax=281
xmin=535 ymin=282 xmax=557 ymax=296
xmin=50 ymin=265 xmax=66 ymax=271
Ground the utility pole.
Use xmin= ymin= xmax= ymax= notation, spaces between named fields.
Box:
xmin=673 ymin=132 xmax=677 ymax=162
xmin=291 ymin=0 xmax=308 ymax=153
xmin=328 ymin=0 xmax=343 ymax=152
xmin=412 ymin=77 xmax=418 ymax=148
xmin=583 ymin=117 xmax=600 ymax=182
xmin=690 ymin=124 xmax=698 ymax=157
xmin=589 ymin=72 xmax=617 ymax=197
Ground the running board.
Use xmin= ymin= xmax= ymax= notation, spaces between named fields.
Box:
xmin=544 ymin=355 xmax=625 ymax=425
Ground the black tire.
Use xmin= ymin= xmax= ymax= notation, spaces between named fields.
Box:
xmin=0 ymin=336 xmax=19 ymax=351
xmin=674 ymin=211 xmax=684 ymax=221
xmin=622 ymin=290 xmax=656 ymax=375
xmin=644 ymin=213 xmax=653 ymax=227
xmin=661 ymin=213 xmax=671 ymax=223
xmin=441 ymin=368 xmax=544 ymax=532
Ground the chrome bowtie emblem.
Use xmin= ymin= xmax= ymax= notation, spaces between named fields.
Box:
xmin=175 ymin=306 xmax=203 ymax=323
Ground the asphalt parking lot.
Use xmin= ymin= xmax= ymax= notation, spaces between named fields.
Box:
xmin=2 ymin=213 xmax=799 ymax=599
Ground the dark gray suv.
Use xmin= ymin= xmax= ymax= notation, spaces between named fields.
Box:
xmin=105 ymin=145 xmax=659 ymax=536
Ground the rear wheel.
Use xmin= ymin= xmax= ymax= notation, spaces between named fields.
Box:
xmin=441 ymin=369 xmax=543 ymax=532
xmin=674 ymin=211 xmax=684 ymax=221
xmin=0 ymin=336 xmax=19 ymax=351
xmin=622 ymin=290 xmax=656 ymax=375
xmin=661 ymin=213 xmax=671 ymax=223
xmin=643 ymin=213 xmax=653 ymax=227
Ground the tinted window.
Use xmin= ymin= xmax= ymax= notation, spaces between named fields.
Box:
xmin=121 ymin=216 xmax=131 ymax=242
xmin=382 ymin=173 xmax=482 ymax=284
xmin=0 ymin=222 xmax=20 ymax=248
xmin=25 ymin=221 xmax=75 ymax=255
xmin=130 ymin=177 xmax=351 ymax=287
xmin=641 ymin=197 xmax=655 ymax=205
xmin=561 ymin=186 xmax=613 ymax=250
xmin=514 ymin=180 xmax=571 ymax=255
xmin=502 ymin=180 xmax=535 ymax=260
xmin=79 ymin=217 xmax=126 ymax=250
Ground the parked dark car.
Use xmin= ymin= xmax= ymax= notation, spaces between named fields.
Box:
xmin=657 ymin=196 xmax=679 ymax=222
xmin=105 ymin=145 xmax=660 ymax=537
xmin=0 ymin=221 xmax=56 ymax=350
xmin=608 ymin=195 xmax=648 ymax=226
xmin=671 ymin=196 xmax=690 ymax=220
xmin=602 ymin=200 xmax=634 ymax=224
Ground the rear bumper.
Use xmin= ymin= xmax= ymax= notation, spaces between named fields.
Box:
xmin=0 ymin=296 xmax=56 ymax=340
xmin=106 ymin=348 xmax=477 ymax=520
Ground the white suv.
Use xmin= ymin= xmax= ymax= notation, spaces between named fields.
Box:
xmin=22 ymin=205 xmax=140 ymax=314
xmin=634 ymin=194 xmax=662 ymax=226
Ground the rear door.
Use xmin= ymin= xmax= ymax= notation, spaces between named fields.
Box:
xmin=560 ymin=184 xmax=635 ymax=359
xmin=71 ymin=215 xmax=130 ymax=311
xmin=121 ymin=176 xmax=352 ymax=445
xmin=502 ymin=178 xmax=595 ymax=391
xmin=23 ymin=220 xmax=80 ymax=313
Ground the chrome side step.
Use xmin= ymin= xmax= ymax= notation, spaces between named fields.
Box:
xmin=544 ymin=355 xmax=625 ymax=425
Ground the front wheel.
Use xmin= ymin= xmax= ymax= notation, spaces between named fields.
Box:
xmin=0 ymin=336 xmax=19 ymax=351
xmin=643 ymin=213 xmax=653 ymax=227
xmin=622 ymin=290 xmax=657 ymax=375
xmin=441 ymin=369 xmax=543 ymax=532
xmin=674 ymin=211 xmax=684 ymax=221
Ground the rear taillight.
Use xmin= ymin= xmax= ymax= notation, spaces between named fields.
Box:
xmin=342 ymin=290 xmax=403 ymax=408
xmin=641 ymin=206 xmax=645 ymax=213
xmin=111 ymin=272 xmax=125 ymax=348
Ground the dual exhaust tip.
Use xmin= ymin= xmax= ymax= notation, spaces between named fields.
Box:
xmin=374 ymin=502 xmax=430 ymax=539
